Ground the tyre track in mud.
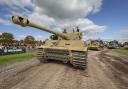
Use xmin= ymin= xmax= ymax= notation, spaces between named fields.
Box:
xmin=0 ymin=50 xmax=127 ymax=89
xmin=87 ymin=51 xmax=118 ymax=89
xmin=0 ymin=59 xmax=41 ymax=89
xmin=98 ymin=50 xmax=128 ymax=89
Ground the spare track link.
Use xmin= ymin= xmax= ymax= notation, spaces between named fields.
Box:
xmin=72 ymin=52 xmax=87 ymax=70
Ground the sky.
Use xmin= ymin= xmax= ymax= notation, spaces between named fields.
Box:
xmin=0 ymin=0 xmax=128 ymax=41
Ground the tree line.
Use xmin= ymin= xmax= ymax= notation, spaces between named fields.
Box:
xmin=0 ymin=32 xmax=43 ymax=46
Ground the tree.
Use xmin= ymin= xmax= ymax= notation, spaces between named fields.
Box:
xmin=0 ymin=34 xmax=2 ymax=43
xmin=24 ymin=35 xmax=35 ymax=44
xmin=0 ymin=32 xmax=14 ymax=43
xmin=19 ymin=40 xmax=24 ymax=45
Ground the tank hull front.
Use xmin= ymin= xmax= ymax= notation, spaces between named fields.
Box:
xmin=36 ymin=46 xmax=88 ymax=69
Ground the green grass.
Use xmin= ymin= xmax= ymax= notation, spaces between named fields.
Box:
xmin=0 ymin=52 xmax=35 ymax=65
xmin=113 ymin=48 xmax=128 ymax=56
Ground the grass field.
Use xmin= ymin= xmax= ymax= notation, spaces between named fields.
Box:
xmin=0 ymin=51 xmax=35 ymax=66
xmin=113 ymin=48 xmax=128 ymax=56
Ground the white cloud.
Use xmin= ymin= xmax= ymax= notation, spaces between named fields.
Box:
xmin=59 ymin=18 xmax=106 ymax=33
xmin=117 ymin=28 xmax=128 ymax=40
xmin=0 ymin=0 xmax=33 ymax=7
xmin=0 ymin=0 xmax=106 ymax=40
xmin=28 ymin=7 xmax=56 ymax=27
xmin=0 ymin=0 xmax=104 ymax=27
xmin=0 ymin=18 xmax=11 ymax=25
xmin=15 ymin=35 xmax=26 ymax=40
xmin=35 ymin=35 xmax=48 ymax=41
xmin=35 ymin=0 xmax=102 ymax=19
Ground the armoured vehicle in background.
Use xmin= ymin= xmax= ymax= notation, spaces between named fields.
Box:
xmin=107 ymin=40 xmax=119 ymax=49
xmin=12 ymin=15 xmax=88 ymax=69
xmin=88 ymin=40 xmax=103 ymax=50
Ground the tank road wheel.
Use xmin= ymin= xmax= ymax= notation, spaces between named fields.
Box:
xmin=72 ymin=52 xmax=87 ymax=70
xmin=36 ymin=48 xmax=46 ymax=62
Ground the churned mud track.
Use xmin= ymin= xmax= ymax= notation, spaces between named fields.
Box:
xmin=0 ymin=50 xmax=127 ymax=89
xmin=98 ymin=50 xmax=128 ymax=89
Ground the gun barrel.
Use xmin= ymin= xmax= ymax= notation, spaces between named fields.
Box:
xmin=29 ymin=23 xmax=67 ymax=39
xmin=12 ymin=15 xmax=67 ymax=39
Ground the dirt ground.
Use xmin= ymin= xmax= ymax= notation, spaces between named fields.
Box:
xmin=0 ymin=49 xmax=128 ymax=89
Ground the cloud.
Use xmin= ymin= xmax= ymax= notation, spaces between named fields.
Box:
xmin=28 ymin=7 xmax=56 ymax=27
xmin=35 ymin=35 xmax=49 ymax=41
xmin=0 ymin=32 xmax=2 ymax=35
xmin=1 ymin=0 xmax=103 ymax=25
xmin=15 ymin=35 xmax=26 ymax=40
xmin=0 ymin=18 xmax=11 ymax=25
xmin=111 ymin=28 xmax=128 ymax=41
xmin=35 ymin=0 xmax=102 ymax=20
xmin=0 ymin=0 xmax=33 ymax=7
xmin=120 ymin=29 xmax=128 ymax=38
xmin=0 ymin=0 xmax=106 ymax=40
xmin=117 ymin=28 xmax=128 ymax=40
xmin=59 ymin=18 xmax=106 ymax=33
xmin=0 ymin=0 xmax=103 ymax=26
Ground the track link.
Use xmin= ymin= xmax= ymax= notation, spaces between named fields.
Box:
xmin=72 ymin=52 xmax=87 ymax=70
xmin=36 ymin=48 xmax=45 ymax=62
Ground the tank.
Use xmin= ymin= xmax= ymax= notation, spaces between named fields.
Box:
xmin=12 ymin=15 xmax=88 ymax=69
xmin=89 ymin=40 xmax=103 ymax=50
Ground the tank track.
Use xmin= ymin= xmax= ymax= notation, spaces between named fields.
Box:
xmin=36 ymin=48 xmax=45 ymax=62
xmin=72 ymin=52 xmax=87 ymax=70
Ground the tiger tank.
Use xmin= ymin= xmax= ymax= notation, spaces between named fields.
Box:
xmin=89 ymin=40 xmax=103 ymax=50
xmin=12 ymin=15 xmax=88 ymax=69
